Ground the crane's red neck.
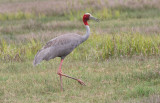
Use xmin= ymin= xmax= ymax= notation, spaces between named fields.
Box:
xmin=83 ymin=14 xmax=90 ymax=25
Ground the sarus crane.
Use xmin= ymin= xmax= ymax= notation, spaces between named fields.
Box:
xmin=33 ymin=13 xmax=99 ymax=91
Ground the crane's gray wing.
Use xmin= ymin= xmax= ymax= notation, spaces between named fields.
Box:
xmin=33 ymin=33 xmax=83 ymax=66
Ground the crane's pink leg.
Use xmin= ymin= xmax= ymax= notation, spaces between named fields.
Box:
xmin=58 ymin=59 xmax=63 ymax=91
xmin=57 ymin=59 xmax=85 ymax=91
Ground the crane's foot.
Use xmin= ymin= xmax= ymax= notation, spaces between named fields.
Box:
xmin=57 ymin=71 xmax=86 ymax=86
xmin=77 ymin=79 xmax=86 ymax=86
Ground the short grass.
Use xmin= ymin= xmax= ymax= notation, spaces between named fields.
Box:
xmin=0 ymin=57 xmax=160 ymax=103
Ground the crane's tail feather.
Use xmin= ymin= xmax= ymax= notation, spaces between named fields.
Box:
xmin=33 ymin=52 xmax=44 ymax=66
xmin=33 ymin=49 xmax=46 ymax=66
xmin=33 ymin=47 xmax=53 ymax=66
xmin=33 ymin=57 xmax=43 ymax=66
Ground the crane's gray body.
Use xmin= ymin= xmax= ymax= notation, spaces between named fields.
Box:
xmin=34 ymin=33 xmax=85 ymax=66
xmin=33 ymin=25 xmax=90 ymax=66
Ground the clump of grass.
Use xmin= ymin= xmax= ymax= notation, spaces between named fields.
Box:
xmin=95 ymin=8 xmax=120 ymax=20
xmin=0 ymin=39 xmax=42 ymax=61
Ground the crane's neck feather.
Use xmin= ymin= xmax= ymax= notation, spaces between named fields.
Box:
xmin=86 ymin=25 xmax=90 ymax=35
xmin=81 ymin=25 xmax=90 ymax=42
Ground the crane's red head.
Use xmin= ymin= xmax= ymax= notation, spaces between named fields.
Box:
xmin=83 ymin=13 xmax=99 ymax=25
xmin=83 ymin=13 xmax=90 ymax=25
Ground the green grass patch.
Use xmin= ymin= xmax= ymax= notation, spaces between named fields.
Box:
xmin=0 ymin=58 xmax=159 ymax=102
xmin=125 ymin=85 xmax=155 ymax=98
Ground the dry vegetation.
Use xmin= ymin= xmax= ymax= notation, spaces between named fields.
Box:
xmin=0 ymin=0 xmax=160 ymax=14
xmin=0 ymin=0 xmax=160 ymax=103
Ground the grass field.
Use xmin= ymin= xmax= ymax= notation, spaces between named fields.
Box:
xmin=0 ymin=0 xmax=160 ymax=102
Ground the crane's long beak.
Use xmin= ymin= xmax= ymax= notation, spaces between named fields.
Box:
xmin=89 ymin=16 xmax=99 ymax=22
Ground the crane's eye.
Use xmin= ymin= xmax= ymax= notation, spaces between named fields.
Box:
xmin=85 ymin=15 xmax=90 ymax=20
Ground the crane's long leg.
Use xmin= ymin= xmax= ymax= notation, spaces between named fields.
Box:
xmin=57 ymin=59 xmax=85 ymax=91
xmin=58 ymin=59 xmax=63 ymax=91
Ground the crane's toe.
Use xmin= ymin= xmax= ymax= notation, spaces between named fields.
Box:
xmin=77 ymin=79 xmax=86 ymax=86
